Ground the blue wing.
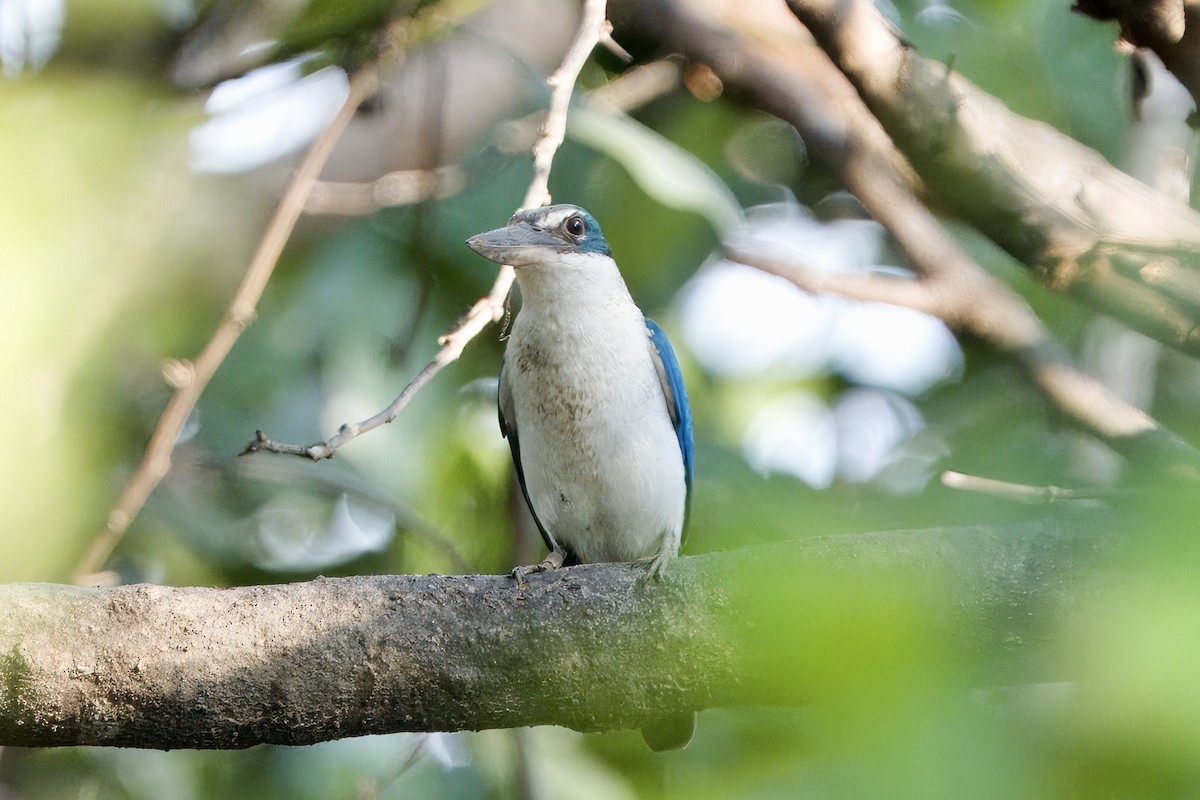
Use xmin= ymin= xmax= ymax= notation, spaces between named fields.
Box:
xmin=645 ymin=319 xmax=694 ymax=499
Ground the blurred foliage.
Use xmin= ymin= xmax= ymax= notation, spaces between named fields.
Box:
xmin=272 ymin=0 xmax=420 ymax=66
xmin=3 ymin=0 xmax=1200 ymax=798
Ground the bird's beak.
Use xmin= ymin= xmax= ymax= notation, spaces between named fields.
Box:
xmin=466 ymin=220 xmax=562 ymax=267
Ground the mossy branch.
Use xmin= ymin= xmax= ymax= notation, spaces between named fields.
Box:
xmin=1 ymin=523 xmax=1101 ymax=749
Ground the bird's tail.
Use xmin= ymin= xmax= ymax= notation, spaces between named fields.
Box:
xmin=641 ymin=711 xmax=696 ymax=751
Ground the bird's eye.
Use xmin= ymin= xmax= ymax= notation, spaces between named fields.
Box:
xmin=565 ymin=215 xmax=585 ymax=238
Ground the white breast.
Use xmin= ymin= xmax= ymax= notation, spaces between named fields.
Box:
xmin=505 ymin=252 xmax=686 ymax=564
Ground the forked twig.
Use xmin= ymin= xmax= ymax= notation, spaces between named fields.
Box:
xmin=78 ymin=68 xmax=379 ymax=583
xmin=244 ymin=0 xmax=612 ymax=461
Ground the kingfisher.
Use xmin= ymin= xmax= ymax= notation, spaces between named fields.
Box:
xmin=467 ymin=204 xmax=695 ymax=749
xmin=466 ymin=204 xmax=693 ymax=578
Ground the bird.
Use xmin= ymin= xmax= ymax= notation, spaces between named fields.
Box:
xmin=466 ymin=204 xmax=695 ymax=750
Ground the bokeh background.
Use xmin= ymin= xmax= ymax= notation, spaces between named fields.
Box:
xmin=4 ymin=0 xmax=1200 ymax=797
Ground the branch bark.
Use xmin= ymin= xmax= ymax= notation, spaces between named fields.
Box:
xmin=1 ymin=523 xmax=1102 ymax=749
xmin=612 ymin=0 xmax=1200 ymax=475
xmin=781 ymin=0 xmax=1200 ymax=356
xmin=615 ymin=0 xmax=1200 ymax=355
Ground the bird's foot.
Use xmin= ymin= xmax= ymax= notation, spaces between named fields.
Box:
xmin=636 ymin=550 xmax=673 ymax=581
xmin=510 ymin=548 xmax=566 ymax=587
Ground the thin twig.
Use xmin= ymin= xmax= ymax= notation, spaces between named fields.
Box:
xmin=498 ymin=57 xmax=682 ymax=156
xmin=304 ymin=166 xmax=465 ymax=216
xmin=525 ymin=0 xmax=609 ymax=209
xmin=723 ymin=244 xmax=936 ymax=312
xmin=939 ymin=470 xmax=1121 ymax=503
xmin=589 ymin=57 xmax=681 ymax=111
xmin=245 ymin=0 xmax=612 ymax=461
xmin=358 ymin=734 xmax=431 ymax=799
xmin=78 ymin=67 xmax=380 ymax=584
xmin=724 ymin=240 xmax=1200 ymax=472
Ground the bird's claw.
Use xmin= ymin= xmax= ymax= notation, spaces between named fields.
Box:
xmin=510 ymin=549 xmax=566 ymax=587
xmin=638 ymin=551 xmax=672 ymax=581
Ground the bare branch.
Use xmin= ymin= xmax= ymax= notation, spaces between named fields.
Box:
xmin=588 ymin=57 xmax=682 ymax=112
xmin=2 ymin=525 xmax=1101 ymax=749
xmin=245 ymin=0 xmax=613 ymax=461
xmin=779 ymin=0 xmax=1200 ymax=356
xmin=81 ymin=67 xmax=381 ymax=584
xmin=723 ymin=244 xmax=939 ymax=313
xmin=524 ymin=0 xmax=611 ymax=211
xmin=304 ymin=166 xmax=466 ymax=216
xmin=940 ymin=471 xmax=1124 ymax=502
xmin=617 ymin=0 xmax=1200 ymax=475
xmin=725 ymin=243 xmax=1200 ymax=475
xmin=495 ymin=58 xmax=681 ymax=158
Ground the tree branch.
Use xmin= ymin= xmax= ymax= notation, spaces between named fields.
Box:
xmin=303 ymin=166 xmax=466 ymax=216
xmin=243 ymin=0 xmax=612 ymax=462
xmin=725 ymin=244 xmax=1200 ymax=475
xmin=615 ymin=0 xmax=1200 ymax=475
xmin=1 ymin=523 xmax=1101 ymax=749
xmin=781 ymin=0 xmax=1200 ymax=356
xmin=80 ymin=66 xmax=381 ymax=585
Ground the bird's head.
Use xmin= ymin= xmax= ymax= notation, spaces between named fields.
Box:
xmin=466 ymin=204 xmax=612 ymax=269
